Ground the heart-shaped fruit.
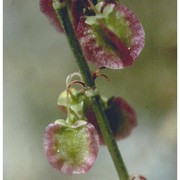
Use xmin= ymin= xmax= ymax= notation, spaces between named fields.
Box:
xmin=44 ymin=120 xmax=99 ymax=174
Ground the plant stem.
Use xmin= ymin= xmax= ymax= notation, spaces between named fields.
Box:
xmin=53 ymin=1 xmax=129 ymax=179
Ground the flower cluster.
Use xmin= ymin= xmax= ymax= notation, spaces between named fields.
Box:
xmin=40 ymin=0 xmax=145 ymax=69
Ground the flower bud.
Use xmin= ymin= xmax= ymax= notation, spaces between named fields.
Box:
xmin=57 ymin=88 xmax=85 ymax=118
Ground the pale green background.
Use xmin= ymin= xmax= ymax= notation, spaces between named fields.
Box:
xmin=4 ymin=0 xmax=177 ymax=179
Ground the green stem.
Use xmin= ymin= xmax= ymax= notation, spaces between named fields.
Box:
xmin=53 ymin=1 xmax=129 ymax=179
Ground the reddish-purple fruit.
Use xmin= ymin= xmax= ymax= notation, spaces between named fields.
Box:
xmin=40 ymin=0 xmax=64 ymax=32
xmin=130 ymin=175 xmax=147 ymax=180
xmin=76 ymin=2 xmax=145 ymax=69
xmin=44 ymin=121 xmax=99 ymax=175
xmin=86 ymin=97 xmax=137 ymax=144
xmin=40 ymin=0 xmax=144 ymax=69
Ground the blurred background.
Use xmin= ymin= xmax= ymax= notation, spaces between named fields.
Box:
xmin=3 ymin=0 xmax=177 ymax=179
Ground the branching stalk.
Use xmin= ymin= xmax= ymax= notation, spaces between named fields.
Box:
xmin=53 ymin=1 xmax=129 ymax=179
